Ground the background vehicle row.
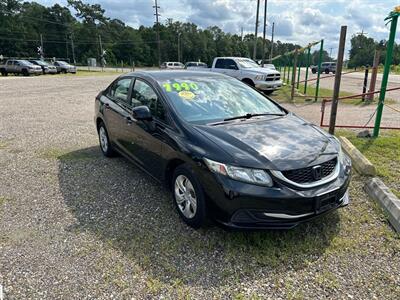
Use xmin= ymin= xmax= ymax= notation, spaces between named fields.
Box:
xmin=0 ymin=59 xmax=76 ymax=76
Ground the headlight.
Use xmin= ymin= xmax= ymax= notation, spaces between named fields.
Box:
xmin=254 ymin=75 xmax=265 ymax=80
xmin=203 ymin=158 xmax=273 ymax=187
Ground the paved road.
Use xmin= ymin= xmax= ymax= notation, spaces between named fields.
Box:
xmin=297 ymin=69 xmax=400 ymax=102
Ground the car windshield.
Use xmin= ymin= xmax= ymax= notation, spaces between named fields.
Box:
xmin=35 ymin=61 xmax=48 ymax=66
xmin=19 ymin=60 xmax=35 ymax=66
xmin=158 ymin=76 xmax=284 ymax=124
xmin=236 ymin=58 xmax=260 ymax=68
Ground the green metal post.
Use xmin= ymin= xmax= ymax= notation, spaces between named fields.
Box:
xmin=296 ymin=55 xmax=301 ymax=89
xmin=373 ymin=12 xmax=398 ymax=137
xmin=315 ymin=39 xmax=324 ymax=101
xmin=304 ymin=47 xmax=311 ymax=94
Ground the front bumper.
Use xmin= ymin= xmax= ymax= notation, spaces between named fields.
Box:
xmin=255 ymin=79 xmax=283 ymax=91
xmin=197 ymin=163 xmax=351 ymax=229
xmin=28 ymin=69 xmax=42 ymax=75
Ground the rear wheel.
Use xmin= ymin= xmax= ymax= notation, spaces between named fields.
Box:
xmin=22 ymin=69 xmax=29 ymax=76
xmin=0 ymin=70 xmax=7 ymax=76
xmin=97 ymin=122 xmax=116 ymax=157
xmin=172 ymin=164 xmax=206 ymax=228
xmin=324 ymin=69 xmax=329 ymax=74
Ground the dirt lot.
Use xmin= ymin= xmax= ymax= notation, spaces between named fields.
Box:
xmin=1 ymin=74 xmax=399 ymax=299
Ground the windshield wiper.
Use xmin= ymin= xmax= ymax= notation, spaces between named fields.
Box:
xmin=223 ymin=113 xmax=285 ymax=122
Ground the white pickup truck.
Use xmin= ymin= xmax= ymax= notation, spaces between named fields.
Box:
xmin=210 ymin=57 xmax=282 ymax=94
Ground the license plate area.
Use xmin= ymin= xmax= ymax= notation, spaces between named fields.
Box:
xmin=315 ymin=190 xmax=341 ymax=213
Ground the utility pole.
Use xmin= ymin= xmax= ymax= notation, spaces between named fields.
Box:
xmin=253 ymin=0 xmax=260 ymax=60
xmin=70 ymin=34 xmax=76 ymax=65
xmin=153 ymin=0 xmax=161 ymax=67
xmin=329 ymin=26 xmax=347 ymax=135
xmin=40 ymin=34 xmax=44 ymax=60
xmin=177 ymin=33 xmax=181 ymax=62
xmin=261 ymin=0 xmax=268 ymax=67
xmin=367 ymin=49 xmax=380 ymax=102
xmin=98 ymin=34 xmax=104 ymax=71
xmin=269 ymin=22 xmax=274 ymax=62
xmin=329 ymin=47 xmax=333 ymax=59
xmin=65 ymin=34 xmax=69 ymax=60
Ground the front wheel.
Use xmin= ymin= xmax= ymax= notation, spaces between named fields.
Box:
xmin=98 ymin=122 xmax=116 ymax=157
xmin=172 ymin=164 xmax=206 ymax=229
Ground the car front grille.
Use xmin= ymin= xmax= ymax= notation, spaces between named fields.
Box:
xmin=281 ymin=158 xmax=337 ymax=184
xmin=265 ymin=74 xmax=281 ymax=81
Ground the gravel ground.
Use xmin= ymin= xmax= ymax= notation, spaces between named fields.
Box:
xmin=0 ymin=74 xmax=399 ymax=299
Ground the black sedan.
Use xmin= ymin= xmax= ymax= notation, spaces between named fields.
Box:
xmin=94 ymin=71 xmax=351 ymax=229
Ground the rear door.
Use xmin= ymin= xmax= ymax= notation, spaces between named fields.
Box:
xmin=102 ymin=77 xmax=134 ymax=151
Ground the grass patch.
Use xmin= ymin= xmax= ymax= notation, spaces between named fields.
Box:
xmin=338 ymin=129 xmax=400 ymax=197
xmin=40 ymin=148 xmax=98 ymax=160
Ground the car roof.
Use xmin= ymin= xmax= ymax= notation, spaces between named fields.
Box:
xmin=126 ymin=70 xmax=225 ymax=81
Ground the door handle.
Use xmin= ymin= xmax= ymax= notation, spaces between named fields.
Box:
xmin=125 ymin=116 xmax=133 ymax=125
xmin=104 ymin=103 xmax=110 ymax=109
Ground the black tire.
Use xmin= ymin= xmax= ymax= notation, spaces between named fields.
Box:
xmin=324 ymin=69 xmax=329 ymax=74
xmin=22 ymin=69 xmax=29 ymax=76
xmin=1 ymin=70 xmax=7 ymax=76
xmin=172 ymin=164 xmax=206 ymax=229
xmin=97 ymin=122 xmax=116 ymax=157
xmin=311 ymin=68 xmax=317 ymax=74
xmin=332 ymin=70 xmax=336 ymax=74
xmin=264 ymin=90 xmax=274 ymax=95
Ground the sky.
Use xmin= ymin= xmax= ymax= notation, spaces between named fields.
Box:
xmin=37 ymin=0 xmax=400 ymax=58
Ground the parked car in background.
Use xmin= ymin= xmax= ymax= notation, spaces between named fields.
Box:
xmin=160 ymin=62 xmax=185 ymax=69
xmin=312 ymin=62 xmax=336 ymax=74
xmin=262 ymin=64 xmax=276 ymax=70
xmin=29 ymin=60 xmax=57 ymax=74
xmin=0 ymin=59 xmax=42 ymax=76
xmin=94 ymin=70 xmax=351 ymax=229
xmin=54 ymin=61 xmax=77 ymax=74
xmin=210 ymin=57 xmax=282 ymax=94
xmin=185 ymin=61 xmax=208 ymax=69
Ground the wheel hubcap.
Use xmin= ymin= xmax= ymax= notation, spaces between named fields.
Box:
xmin=99 ymin=126 xmax=108 ymax=152
xmin=174 ymin=175 xmax=197 ymax=219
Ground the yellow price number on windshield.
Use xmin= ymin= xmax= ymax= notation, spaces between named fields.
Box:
xmin=162 ymin=82 xmax=199 ymax=92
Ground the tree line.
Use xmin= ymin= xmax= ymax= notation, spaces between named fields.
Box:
xmin=0 ymin=0 xmax=308 ymax=67
xmin=0 ymin=0 xmax=396 ymax=68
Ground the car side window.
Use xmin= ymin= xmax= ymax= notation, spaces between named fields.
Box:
xmin=215 ymin=59 xmax=225 ymax=69
xmin=109 ymin=78 xmax=132 ymax=104
xmin=225 ymin=59 xmax=237 ymax=69
xmin=131 ymin=79 xmax=166 ymax=121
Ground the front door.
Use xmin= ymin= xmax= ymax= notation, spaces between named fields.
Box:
xmin=122 ymin=78 xmax=168 ymax=179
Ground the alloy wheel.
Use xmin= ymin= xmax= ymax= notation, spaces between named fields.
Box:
xmin=174 ymin=175 xmax=197 ymax=219
xmin=99 ymin=126 xmax=108 ymax=153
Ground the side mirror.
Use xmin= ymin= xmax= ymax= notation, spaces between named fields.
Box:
xmin=132 ymin=105 xmax=152 ymax=121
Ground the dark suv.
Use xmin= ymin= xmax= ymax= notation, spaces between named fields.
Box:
xmin=94 ymin=71 xmax=351 ymax=229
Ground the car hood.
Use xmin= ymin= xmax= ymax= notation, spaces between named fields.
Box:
xmin=194 ymin=114 xmax=339 ymax=171
xmin=241 ymin=67 xmax=280 ymax=75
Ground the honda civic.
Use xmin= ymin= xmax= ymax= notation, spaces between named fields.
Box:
xmin=94 ymin=71 xmax=351 ymax=229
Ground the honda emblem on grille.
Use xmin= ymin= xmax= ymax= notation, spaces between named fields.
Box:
xmin=312 ymin=165 xmax=322 ymax=180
